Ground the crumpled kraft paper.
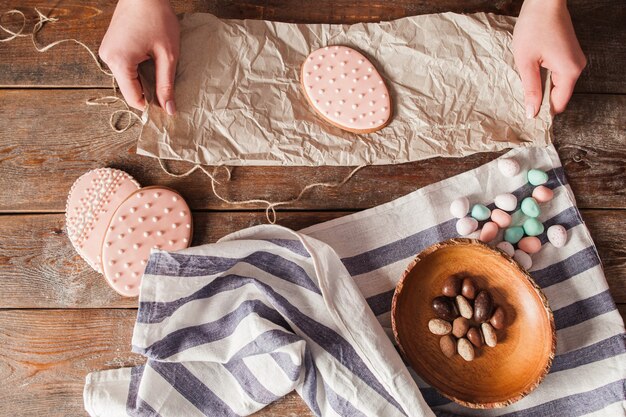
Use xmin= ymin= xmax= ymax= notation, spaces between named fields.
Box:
xmin=136 ymin=12 xmax=552 ymax=166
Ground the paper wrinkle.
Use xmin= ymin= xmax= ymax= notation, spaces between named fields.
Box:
xmin=137 ymin=12 xmax=552 ymax=167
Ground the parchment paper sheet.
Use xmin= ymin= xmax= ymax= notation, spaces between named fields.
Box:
xmin=136 ymin=12 xmax=552 ymax=166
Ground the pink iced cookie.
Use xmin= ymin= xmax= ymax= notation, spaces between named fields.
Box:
xmin=301 ymin=45 xmax=392 ymax=133
xmin=65 ymin=168 xmax=141 ymax=272
xmin=101 ymin=187 xmax=193 ymax=297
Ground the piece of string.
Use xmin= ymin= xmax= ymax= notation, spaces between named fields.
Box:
xmin=2 ymin=7 xmax=368 ymax=224
xmin=158 ymin=159 xmax=366 ymax=224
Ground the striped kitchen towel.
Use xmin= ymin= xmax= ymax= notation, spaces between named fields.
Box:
xmin=84 ymin=144 xmax=626 ymax=417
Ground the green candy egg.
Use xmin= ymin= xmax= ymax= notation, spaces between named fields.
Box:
xmin=521 ymin=197 xmax=541 ymax=218
xmin=470 ymin=204 xmax=491 ymax=221
xmin=528 ymin=169 xmax=549 ymax=186
xmin=504 ymin=226 xmax=525 ymax=244
xmin=523 ymin=218 xmax=545 ymax=236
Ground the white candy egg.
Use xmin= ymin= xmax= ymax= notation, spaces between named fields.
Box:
xmin=450 ymin=197 xmax=470 ymax=219
xmin=496 ymin=241 xmax=515 ymax=257
xmin=456 ymin=217 xmax=478 ymax=236
xmin=494 ymin=193 xmax=518 ymax=212
xmin=513 ymin=249 xmax=533 ymax=270
xmin=498 ymin=158 xmax=520 ymax=177
xmin=547 ymin=225 xmax=568 ymax=248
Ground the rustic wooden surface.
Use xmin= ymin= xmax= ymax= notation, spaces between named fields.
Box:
xmin=0 ymin=1 xmax=624 ymax=416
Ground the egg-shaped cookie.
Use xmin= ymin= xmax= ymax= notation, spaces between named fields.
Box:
xmin=65 ymin=168 xmax=141 ymax=272
xmin=101 ymin=187 xmax=193 ymax=297
xmin=301 ymin=45 xmax=392 ymax=133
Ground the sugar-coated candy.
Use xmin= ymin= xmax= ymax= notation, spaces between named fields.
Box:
xmin=498 ymin=158 xmax=520 ymax=177
xmin=494 ymin=193 xmax=517 ymax=212
xmin=523 ymin=218 xmax=545 ymax=237
xmin=528 ymin=169 xmax=549 ymax=186
xmin=491 ymin=209 xmax=512 ymax=228
xmin=547 ymin=225 xmax=568 ymax=248
xmin=456 ymin=217 xmax=478 ymax=236
xmin=518 ymin=236 xmax=542 ymax=254
xmin=504 ymin=226 xmax=524 ymax=244
xmin=479 ymin=222 xmax=499 ymax=243
xmin=521 ymin=197 xmax=541 ymax=218
xmin=450 ymin=197 xmax=470 ymax=219
xmin=532 ymin=185 xmax=554 ymax=203
xmin=496 ymin=241 xmax=515 ymax=257
xmin=470 ymin=204 xmax=491 ymax=221
xmin=513 ymin=249 xmax=533 ymax=270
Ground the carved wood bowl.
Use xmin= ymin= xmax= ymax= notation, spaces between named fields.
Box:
xmin=392 ymin=238 xmax=556 ymax=409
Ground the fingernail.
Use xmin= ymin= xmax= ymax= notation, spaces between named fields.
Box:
xmin=525 ymin=103 xmax=535 ymax=119
xmin=165 ymin=100 xmax=176 ymax=116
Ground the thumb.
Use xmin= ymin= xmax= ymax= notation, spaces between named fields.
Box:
xmin=154 ymin=50 xmax=178 ymax=116
xmin=517 ymin=60 xmax=543 ymax=119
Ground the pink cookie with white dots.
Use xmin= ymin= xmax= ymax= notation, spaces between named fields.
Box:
xmin=65 ymin=168 xmax=141 ymax=273
xmin=101 ymin=187 xmax=193 ymax=297
xmin=301 ymin=45 xmax=392 ymax=133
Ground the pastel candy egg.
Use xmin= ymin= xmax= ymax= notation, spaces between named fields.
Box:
xmin=521 ymin=197 xmax=541 ymax=218
xmin=547 ymin=225 xmax=568 ymax=248
xmin=498 ymin=158 xmax=520 ymax=177
xmin=456 ymin=217 xmax=478 ymax=236
xmin=518 ymin=236 xmax=542 ymax=254
xmin=528 ymin=169 xmax=549 ymax=186
xmin=491 ymin=209 xmax=512 ymax=228
xmin=513 ymin=249 xmax=533 ymax=270
xmin=450 ymin=197 xmax=470 ymax=219
xmin=504 ymin=226 xmax=524 ymax=244
xmin=479 ymin=222 xmax=499 ymax=243
xmin=532 ymin=185 xmax=554 ymax=203
xmin=470 ymin=204 xmax=491 ymax=221
xmin=523 ymin=218 xmax=545 ymax=237
xmin=494 ymin=193 xmax=517 ymax=212
xmin=496 ymin=241 xmax=515 ymax=257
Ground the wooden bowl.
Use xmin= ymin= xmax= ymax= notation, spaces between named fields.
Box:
xmin=392 ymin=239 xmax=555 ymax=409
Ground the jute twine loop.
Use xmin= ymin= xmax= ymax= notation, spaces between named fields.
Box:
xmin=1 ymin=7 xmax=368 ymax=224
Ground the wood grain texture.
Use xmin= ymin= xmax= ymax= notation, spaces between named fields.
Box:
xmin=0 ymin=309 xmax=314 ymax=417
xmin=0 ymin=90 xmax=624 ymax=212
xmin=0 ymin=209 xmax=624 ymax=309
xmin=0 ymin=0 xmax=624 ymax=93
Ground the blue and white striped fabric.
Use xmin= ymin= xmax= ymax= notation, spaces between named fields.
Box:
xmin=84 ymin=144 xmax=626 ymax=417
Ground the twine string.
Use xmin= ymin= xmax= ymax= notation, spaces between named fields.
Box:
xmin=1 ymin=7 xmax=367 ymax=224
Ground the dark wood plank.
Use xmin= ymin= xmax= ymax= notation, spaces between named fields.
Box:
xmin=0 ymin=1 xmax=624 ymax=93
xmin=0 ymin=306 xmax=624 ymax=417
xmin=0 ymin=308 xmax=314 ymax=417
xmin=0 ymin=90 xmax=624 ymax=212
xmin=0 ymin=209 xmax=624 ymax=309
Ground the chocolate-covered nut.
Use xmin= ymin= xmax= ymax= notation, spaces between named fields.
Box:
xmin=442 ymin=275 xmax=462 ymax=297
xmin=490 ymin=306 xmax=506 ymax=329
xmin=473 ymin=290 xmax=493 ymax=323
xmin=461 ymin=278 xmax=477 ymax=299
xmin=467 ymin=327 xmax=483 ymax=348
xmin=440 ymin=335 xmax=456 ymax=358
xmin=456 ymin=295 xmax=473 ymax=319
xmin=452 ymin=317 xmax=469 ymax=338
xmin=481 ymin=322 xmax=497 ymax=347
xmin=457 ymin=338 xmax=475 ymax=361
xmin=428 ymin=319 xmax=452 ymax=335
xmin=432 ymin=296 xmax=458 ymax=321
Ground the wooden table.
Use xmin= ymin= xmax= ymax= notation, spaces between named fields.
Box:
xmin=0 ymin=1 xmax=624 ymax=416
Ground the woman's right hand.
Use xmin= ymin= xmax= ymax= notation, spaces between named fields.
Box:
xmin=99 ymin=0 xmax=180 ymax=114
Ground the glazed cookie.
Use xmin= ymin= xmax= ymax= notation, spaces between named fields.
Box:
xmin=301 ymin=45 xmax=392 ymax=133
xmin=65 ymin=168 xmax=141 ymax=272
xmin=101 ymin=187 xmax=193 ymax=297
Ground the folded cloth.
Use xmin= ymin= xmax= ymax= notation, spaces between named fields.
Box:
xmin=85 ymin=145 xmax=626 ymax=416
